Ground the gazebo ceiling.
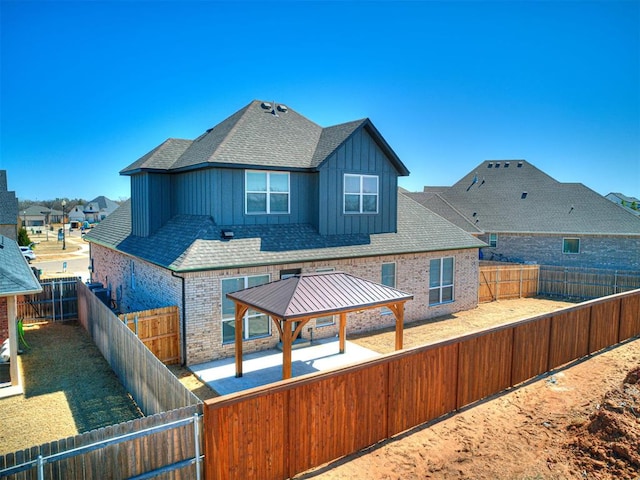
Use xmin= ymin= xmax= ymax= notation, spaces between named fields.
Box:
xmin=226 ymin=271 xmax=414 ymax=320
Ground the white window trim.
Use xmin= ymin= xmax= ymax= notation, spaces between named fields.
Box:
xmin=245 ymin=170 xmax=290 ymax=215
xmin=489 ymin=233 xmax=498 ymax=248
xmin=315 ymin=267 xmax=336 ymax=326
xmin=429 ymin=257 xmax=455 ymax=306
xmin=343 ymin=173 xmax=379 ymax=214
xmin=221 ymin=274 xmax=271 ymax=344
xmin=381 ymin=262 xmax=396 ymax=315
xmin=562 ymin=237 xmax=580 ymax=254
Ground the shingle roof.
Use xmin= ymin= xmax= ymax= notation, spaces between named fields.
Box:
xmin=0 ymin=192 xmax=18 ymax=224
xmin=406 ymin=192 xmax=483 ymax=234
xmin=0 ymin=235 xmax=42 ymax=296
xmin=227 ymin=271 xmax=413 ymax=320
xmin=87 ymin=196 xmax=119 ymax=211
xmin=21 ymin=205 xmax=50 ymax=216
xmin=120 ymin=100 xmax=409 ymax=176
xmin=120 ymin=139 xmax=193 ymax=174
xmin=85 ymin=192 xmax=486 ymax=272
xmin=607 ymin=192 xmax=640 ymax=203
xmin=419 ymin=160 xmax=640 ymax=235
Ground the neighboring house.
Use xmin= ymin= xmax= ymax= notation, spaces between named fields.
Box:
xmin=86 ymin=100 xmax=485 ymax=366
xmin=84 ymin=196 xmax=120 ymax=223
xmin=20 ymin=205 xmax=50 ymax=228
xmin=68 ymin=205 xmax=85 ymax=223
xmin=0 ymin=171 xmax=18 ymax=241
xmin=606 ymin=192 xmax=640 ymax=217
xmin=408 ymin=160 xmax=640 ymax=270
xmin=0 ymin=234 xmax=42 ymax=394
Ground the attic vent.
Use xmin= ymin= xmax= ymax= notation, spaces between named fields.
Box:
xmin=504 ymin=162 xmax=510 ymax=168
xmin=521 ymin=192 xmax=528 ymax=199
xmin=221 ymin=230 xmax=234 ymax=240
xmin=517 ymin=161 xmax=523 ymax=168
xmin=277 ymin=104 xmax=288 ymax=113
xmin=487 ymin=162 xmax=493 ymax=168
xmin=261 ymin=102 xmax=272 ymax=110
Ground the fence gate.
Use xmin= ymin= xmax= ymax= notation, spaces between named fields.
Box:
xmin=17 ymin=277 xmax=79 ymax=323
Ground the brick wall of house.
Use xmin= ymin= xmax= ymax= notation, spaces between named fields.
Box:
xmin=0 ymin=297 xmax=8 ymax=343
xmin=480 ymin=233 xmax=640 ymax=270
xmin=91 ymin=244 xmax=479 ymax=365
xmin=180 ymin=248 xmax=478 ymax=365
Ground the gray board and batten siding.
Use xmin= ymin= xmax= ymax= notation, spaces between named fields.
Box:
xmin=129 ymin=126 xmax=401 ymax=238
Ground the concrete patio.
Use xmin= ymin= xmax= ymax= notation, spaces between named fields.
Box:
xmin=190 ymin=337 xmax=381 ymax=396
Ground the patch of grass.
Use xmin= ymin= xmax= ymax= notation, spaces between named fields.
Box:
xmin=0 ymin=322 xmax=143 ymax=455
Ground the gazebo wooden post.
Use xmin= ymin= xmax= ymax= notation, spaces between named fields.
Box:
xmin=282 ymin=319 xmax=293 ymax=379
xmin=234 ymin=303 xmax=248 ymax=378
xmin=339 ymin=312 xmax=347 ymax=353
xmin=394 ymin=302 xmax=404 ymax=351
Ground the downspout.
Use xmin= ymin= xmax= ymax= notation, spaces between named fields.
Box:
xmin=172 ymin=271 xmax=187 ymax=366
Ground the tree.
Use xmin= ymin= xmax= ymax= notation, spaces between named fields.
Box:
xmin=17 ymin=227 xmax=31 ymax=247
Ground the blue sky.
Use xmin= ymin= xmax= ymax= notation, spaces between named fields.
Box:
xmin=1 ymin=1 xmax=638 ymax=202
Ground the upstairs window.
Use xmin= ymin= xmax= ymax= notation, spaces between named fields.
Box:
xmin=563 ymin=238 xmax=580 ymax=254
xmin=344 ymin=174 xmax=378 ymax=214
xmin=245 ymin=170 xmax=290 ymax=214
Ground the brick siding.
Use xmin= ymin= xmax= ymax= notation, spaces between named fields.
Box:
xmin=91 ymin=245 xmax=479 ymax=365
xmin=480 ymin=233 xmax=640 ymax=270
xmin=0 ymin=297 xmax=8 ymax=343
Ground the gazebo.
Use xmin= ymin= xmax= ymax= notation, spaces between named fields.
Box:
xmin=226 ymin=271 xmax=413 ymax=380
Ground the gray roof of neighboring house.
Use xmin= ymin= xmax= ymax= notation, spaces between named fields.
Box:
xmin=606 ymin=192 xmax=640 ymax=203
xmin=120 ymin=100 xmax=409 ymax=176
xmin=87 ymin=196 xmax=120 ymax=211
xmin=227 ymin=271 xmax=413 ymax=320
xmin=0 ymin=235 xmax=42 ymax=296
xmin=418 ymin=160 xmax=640 ymax=236
xmin=21 ymin=205 xmax=50 ymax=216
xmin=85 ymin=192 xmax=486 ymax=273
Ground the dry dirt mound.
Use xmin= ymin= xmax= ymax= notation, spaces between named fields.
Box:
xmin=566 ymin=366 xmax=640 ymax=479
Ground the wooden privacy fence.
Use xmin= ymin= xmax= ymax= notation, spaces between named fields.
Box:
xmin=16 ymin=277 xmax=79 ymax=323
xmin=77 ymin=281 xmax=199 ymax=414
xmin=119 ymin=306 xmax=180 ymax=365
xmin=1 ymin=281 xmax=203 ymax=480
xmin=479 ymin=263 xmax=539 ymax=302
xmin=539 ymin=265 xmax=640 ymax=300
xmin=204 ymin=289 xmax=640 ymax=480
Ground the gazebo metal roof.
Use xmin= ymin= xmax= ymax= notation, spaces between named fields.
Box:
xmin=226 ymin=271 xmax=413 ymax=380
xmin=226 ymin=271 xmax=413 ymax=320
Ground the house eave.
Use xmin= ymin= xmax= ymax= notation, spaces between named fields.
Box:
xmin=168 ymin=243 xmax=485 ymax=274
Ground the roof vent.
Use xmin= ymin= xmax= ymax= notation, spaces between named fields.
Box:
xmin=487 ymin=162 xmax=493 ymax=168
xmin=277 ymin=104 xmax=288 ymax=113
xmin=517 ymin=161 xmax=523 ymax=168
xmin=504 ymin=162 xmax=510 ymax=168
xmin=495 ymin=162 xmax=500 ymax=168
xmin=521 ymin=192 xmax=528 ymax=199
xmin=261 ymin=102 xmax=272 ymax=110
xmin=221 ymin=230 xmax=234 ymax=240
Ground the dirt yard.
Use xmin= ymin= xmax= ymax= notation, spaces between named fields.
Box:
xmin=296 ymin=300 xmax=640 ymax=480
xmin=3 ymin=296 xmax=638 ymax=479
